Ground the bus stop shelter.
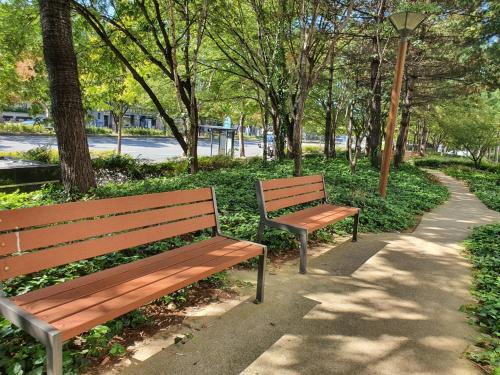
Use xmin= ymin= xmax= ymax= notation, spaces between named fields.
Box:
xmin=200 ymin=125 xmax=237 ymax=157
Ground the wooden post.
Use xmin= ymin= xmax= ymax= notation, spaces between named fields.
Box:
xmin=379 ymin=36 xmax=408 ymax=198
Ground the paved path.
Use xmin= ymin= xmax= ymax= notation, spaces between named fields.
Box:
xmin=119 ymin=171 xmax=500 ymax=375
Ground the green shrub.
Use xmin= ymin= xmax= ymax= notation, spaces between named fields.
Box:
xmin=85 ymin=126 xmax=113 ymax=135
xmin=122 ymin=127 xmax=165 ymax=136
xmin=303 ymin=145 xmax=322 ymax=154
xmin=0 ymin=146 xmax=59 ymax=165
xmin=0 ymin=123 xmax=53 ymax=134
xmin=463 ymin=224 xmax=500 ymax=372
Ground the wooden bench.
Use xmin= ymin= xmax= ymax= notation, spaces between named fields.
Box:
xmin=0 ymin=187 xmax=266 ymax=375
xmin=255 ymin=175 xmax=359 ymax=274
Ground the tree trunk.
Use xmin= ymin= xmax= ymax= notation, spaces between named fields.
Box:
xmin=394 ymin=74 xmax=415 ymax=169
xmin=329 ymin=105 xmax=340 ymax=159
xmin=117 ymin=115 xmax=123 ymax=155
xmin=346 ymin=102 xmax=355 ymax=172
xmin=292 ymin=87 xmax=308 ymax=176
xmin=352 ymin=133 xmax=362 ymax=173
xmin=324 ymin=54 xmax=335 ymax=158
xmin=238 ymin=113 xmax=246 ymax=157
xmin=40 ymin=0 xmax=95 ymax=192
xmin=262 ymin=106 xmax=268 ymax=161
xmin=366 ymin=35 xmax=383 ymax=168
xmin=270 ymin=104 xmax=285 ymax=160
xmin=366 ymin=1 xmax=385 ymax=168
xmin=187 ymin=93 xmax=199 ymax=173
xmin=418 ymin=119 xmax=428 ymax=157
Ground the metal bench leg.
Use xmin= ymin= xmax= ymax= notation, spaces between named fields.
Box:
xmin=299 ymin=231 xmax=308 ymax=274
xmin=256 ymin=220 xmax=265 ymax=243
xmin=352 ymin=212 xmax=359 ymax=242
xmin=46 ymin=332 xmax=63 ymax=375
xmin=254 ymin=249 xmax=267 ymax=304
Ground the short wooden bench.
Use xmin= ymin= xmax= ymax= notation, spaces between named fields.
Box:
xmin=0 ymin=187 xmax=266 ymax=375
xmin=256 ymin=175 xmax=359 ymax=274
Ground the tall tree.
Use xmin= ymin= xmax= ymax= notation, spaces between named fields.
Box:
xmin=39 ymin=0 xmax=95 ymax=192
xmin=394 ymin=72 xmax=415 ymax=168
xmin=365 ymin=0 xmax=386 ymax=168
xmin=73 ymin=0 xmax=210 ymax=173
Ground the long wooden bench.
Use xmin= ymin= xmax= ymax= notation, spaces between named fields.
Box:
xmin=0 ymin=187 xmax=266 ymax=375
xmin=255 ymin=175 xmax=359 ymax=274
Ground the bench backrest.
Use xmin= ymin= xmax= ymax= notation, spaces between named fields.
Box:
xmin=0 ymin=187 xmax=219 ymax=280
xmin=256 ymin=175 xmax=326 ymax=215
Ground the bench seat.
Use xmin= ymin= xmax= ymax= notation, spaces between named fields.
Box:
xmin=273 ymin=204 xmax=359 ymax=233
xmin=10 ymin=236 xmax=262 ymax=341
xmin=0 ymin=187 xmax=266 ymax=375
xmin=256 ymin=175 xmax=359 ymax=273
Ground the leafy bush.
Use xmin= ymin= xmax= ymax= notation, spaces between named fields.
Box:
xmin=0 ymin=123 xmax=53 ymax=134
xmin=0 ymin=156 xmax=449 ymax=373
xmin=122 ymin=127 xmax=165 ymax=136
xmin=463 ymin=224 xmax=500 ymax=372
xmin=303 ymin=145 xmax=322 ymax=154
xmin=85 ymin=126 xmax=113 ymax=135
xmin=0 ymin=146 xmax=59 ymax=165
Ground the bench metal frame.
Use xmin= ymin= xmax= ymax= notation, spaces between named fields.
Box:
xmin=255 ymin=176 xmax=359 ymax=274
xmin=0 ymin=187 xmax=266 ymax=375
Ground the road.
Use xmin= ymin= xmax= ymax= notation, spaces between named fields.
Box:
xmin=0 ymin=135 xmax=270 ymax=161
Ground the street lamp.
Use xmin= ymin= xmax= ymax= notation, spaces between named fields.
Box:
xmin=378 ymin=11 xmax=427 ymax=198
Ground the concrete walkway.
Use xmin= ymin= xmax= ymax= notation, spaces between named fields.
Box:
xmin=119 ymin=171 xmax=500 ymax=375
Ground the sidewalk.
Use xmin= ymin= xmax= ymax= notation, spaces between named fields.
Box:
xmin=118 ymin=171 xmax=500 ymax=375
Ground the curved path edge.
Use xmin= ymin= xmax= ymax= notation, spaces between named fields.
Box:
xmin=116 ymin=170 xmax=500 ymax=375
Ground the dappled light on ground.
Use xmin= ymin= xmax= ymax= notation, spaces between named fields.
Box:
xmin=117 ymin=171 xmax=499 ymax=375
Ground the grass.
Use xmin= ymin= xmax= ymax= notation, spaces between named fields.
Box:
xmin=0 ymin=155 xmax=449 ymax=373
xmin=463 ymin=224 xmax=500 ymax=374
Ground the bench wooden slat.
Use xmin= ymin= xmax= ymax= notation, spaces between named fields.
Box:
xmin=0 ymin=188 xmax=213 ymax=232
xmin=37 ymin=241 xmax=256 ymax=324
xmin=52 ymin=243 xmax=262 ymax=340
xmin=12 ymin=236 xmax=229 ymax=307
xmin=19 ymin=237 xmax=236 ymax=315
xmin=261 ymin=175 xmax=323 ymax=191
xmin=265 ymin=191 xmax=325 ymax=212
xmin=274 ymin=205 xmax=359 ymax=231
xmin=264 ymin=182 xmax=324 ymax=202
xmin=0 ymin=201 xmax=215 ymax=256
xmin=0 ymin=215 xmax=216 ymax=280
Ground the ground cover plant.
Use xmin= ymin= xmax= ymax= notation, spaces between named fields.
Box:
xmin=463 ymin=224 xmax=500 ymax=373
xmin=0 ymin=155 xmax=449 ymax=373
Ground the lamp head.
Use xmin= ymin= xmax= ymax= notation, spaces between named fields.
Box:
xmin=388 ymin=11 xmax=428 ymax=37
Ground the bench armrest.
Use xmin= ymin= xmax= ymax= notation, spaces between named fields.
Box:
xmin=0 ymin=296 xmax=62 ymax=347
xmin=260 ymin=217 xmax=307 ymax=235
